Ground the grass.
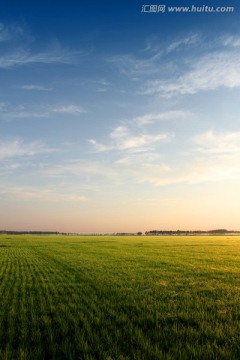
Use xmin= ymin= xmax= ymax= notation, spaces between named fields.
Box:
xmin=0 ymin=235 xmax=240 ymax=359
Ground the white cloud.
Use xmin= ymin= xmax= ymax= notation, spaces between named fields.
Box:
xmin=110 ymin=126 xmax=170 ymax=150
xmin=109 ymin=52 xmax=162 ymax=77
xmin=0 ymin=185 xmax=87 ymax=202
xmin=140 ymin=164 xmax=240 ymax=186
xmin=0 ymin=139 xmax=52 ymax=159
xmin=44 ymin=161 xmax=120 ymax=185
xmin=137 ymin=130 xmax=240 ymax=186
xmin=145 ymin=49 xmax=240 ymax=97
xmin=107 ymin=32 xmax=240 ymax=101
xmin=37 ymin=127 xmax=240 ymax=190
xmin=3 ymin=110 xmax=49 ymax=119
xmin=52 ymin=105 xmax=86 ymax=115
xmin=45 ymin=146 xmax=240 ymax=189
xmin=134 ymin=110 xmax=192 ymax=125
xmin=222 ymin=35 xmax=240 ymax=48
xmin=193 ymin=130 xmax=240 ymax=154
xmin=0 ymin=22 xmax=84 ymax=69
xmin=144 ymin=33 xmax=200 ymax=55
xmin=96 ymin=87 xmax=108 ymax=92
xmin=0 ymin=49 xmax=78 ymax=69
xmin=115 ymin=152 xmax=161 ymax=166
xmin=89 ymin=125 xmax=172 ymax=153
xmin=88 ymin=139 xmax=110 ymax=152
xmin=19 ymin=84 xmax=52 ymax=91
xmin=133 ymin=150 xmax=240 ymax=186
xmin=110 ymin=33 xmax=201 ymax=80
xmin=0 ymin=103 xmax=87 ymax=120
xmin=166 ymin=33 xmax=201 ymax=53
xmin=95 ymin=129 xmax=240 ymax=187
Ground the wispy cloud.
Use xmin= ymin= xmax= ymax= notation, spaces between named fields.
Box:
xmin=0 ymin=103 xmax=87 ymax=120
xmin=0 ymin=102 xmax=7 ymax=110
xmin=0 ymin=23 xmax=11 ymax=42
xmin=109 ymin=52 xmax=162 ymax=77
xmin=111 ymin=126 xmax=170 ymax=150
xmin=140 ymin=163 xmax=240 ymax=186
xmin=144 ymin=33 xmax=200 ymax=54
xmin=52 ymin=104 xmax=87 ymax=115
xmin=139 ymin=130 xmax=240 ymax=186
xmin=89 ymin=129 xmax=240 ymax=187
xmin=134 ymin=110 xmax=192 ymax=126
xmin=89 ymin=125 xmax=172 ymax=153
xmin=44 ymin=160 xmax=121 ymax=186
xmin=44 ymin=146 xmax=240 ymax=189
xmin=0 ymin=47 xmax=81 ymax=69
xmin=19 ymin=84 xmax=52 ymax=91
xmin=0 ymin=138 xmax=53 ymax=159
xmin=166 ymin=33 xmax=201 ymax=53
xmin=0 ymin=23 xmax=82 ymax=69
xmin=193 ymin=130 xmax=240 ymax=154
xmin=0 ymin=185 xmax=87 ymax=202
xmin=144 ymin=48 xmax=240 ymax=97
xmin=88 ymin=139 xmax=110 ymax=153
xmin=90 ymin=79 xmax=110 ymax=92
xmin=110 ymin=32 xmax=240 ymax=97
xmin=110 ymin=32 xmax=201 ymax=80
xmin=35 ymin=127 xmax=240 ymax=191
xmin=0 ymin=104 xmax=49 ymax=119
xmin=0 ymin=22 xmax=33 ymax=43
xmin=222 ymin=35 xmax=240 ymax=48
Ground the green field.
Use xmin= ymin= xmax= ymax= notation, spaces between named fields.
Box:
xmin=0 ymin=235 xmax=240 ymax=359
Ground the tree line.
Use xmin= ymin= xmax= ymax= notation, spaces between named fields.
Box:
xmin=145 ymin=229 xmax=238 ymax=235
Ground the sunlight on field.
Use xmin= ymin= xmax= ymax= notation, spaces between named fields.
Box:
xmin=0 ymin=235 xmax=240 ymax=359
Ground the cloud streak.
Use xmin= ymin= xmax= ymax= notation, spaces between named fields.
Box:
xmin=144 ymin=49 xmax=240 ymax=97
xmin=0 ymin=138 xmax=53 ymax=159
xmin=0 ymin=23 xmax=83 ymax=69
xmin=19 ymin=84 xmax=52 ymax=91
xmin=0 ymin=185 xmax=87 ymax=202
xmin=134 ymin=110 xmax=192 ymax=126
xmin=52 ymin=105 xmax=87 ymax=115
xmin=110 ymin=33 xmax=240 ymax=98
xmin=0 ymin=103 xmax=87 ymax=120
xmin=89 ymin=125 xmax=172 ymax=153
xmin=166 ymin=33 xmax=201 ymax=53
xmin=193 ymin=130 xmax=240 ymax=154
xmin=0 ymin=47 xmax=81 ymax=69
xmin=0 ymin=22 xmax=33 ymax=43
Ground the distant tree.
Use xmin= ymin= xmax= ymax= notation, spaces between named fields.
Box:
xmin=137 ymin=232 xmax=142 ymax=236
xmin=209 ymin=229 xmax=228 ymax=234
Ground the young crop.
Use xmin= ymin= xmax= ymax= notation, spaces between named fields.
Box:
xmin=0 ymin=235 xmax=239 ymax=359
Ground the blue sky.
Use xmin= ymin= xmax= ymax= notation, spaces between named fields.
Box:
xmin=1 ymin=0 xmax=240 ymax=232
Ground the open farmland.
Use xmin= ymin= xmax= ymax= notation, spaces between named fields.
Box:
xmin=0 ymin=235 xmax=240 ymax=359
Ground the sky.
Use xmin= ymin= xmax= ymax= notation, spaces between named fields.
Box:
xmin=1 ymin=0 xmax=240 ymax=233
